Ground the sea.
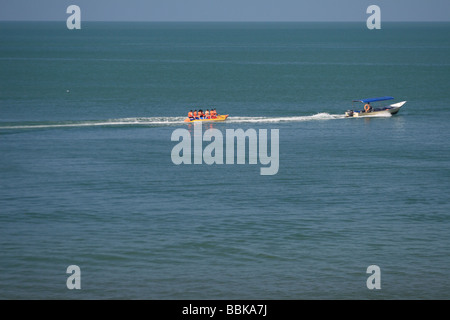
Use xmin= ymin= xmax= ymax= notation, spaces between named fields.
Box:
xmin=0 ymin=22 xmax=449 ymax=300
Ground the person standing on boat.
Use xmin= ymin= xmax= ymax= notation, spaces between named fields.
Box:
xmin=364 ymin=102 xmax=372 ymax=113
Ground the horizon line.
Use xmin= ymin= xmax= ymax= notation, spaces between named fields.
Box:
xmin=1 ymin=20 xmax=449 ymax=23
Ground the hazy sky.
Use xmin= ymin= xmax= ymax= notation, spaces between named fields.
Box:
xmin=0 ymin=0 xmax=449 ymax=22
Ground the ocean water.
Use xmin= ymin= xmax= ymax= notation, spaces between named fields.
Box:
xmin=0 ymin=22 xmax=449 ymax=300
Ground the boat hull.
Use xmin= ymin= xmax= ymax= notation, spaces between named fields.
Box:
xmin=184 ymin=114 xmax=229 ymax=122
xmin=346 ymin=101 xmax=406 ymax=117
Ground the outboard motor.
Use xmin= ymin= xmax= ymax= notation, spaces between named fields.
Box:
xmin=345 ymin=110 xmax=354 ymax=117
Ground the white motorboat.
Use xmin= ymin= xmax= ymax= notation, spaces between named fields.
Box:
xmin=345 ymin=97 xmax=406 ymax=117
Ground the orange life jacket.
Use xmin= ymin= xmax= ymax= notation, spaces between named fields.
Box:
xmin=193 ymin=111 xmax=197 ymax=117
xmin=188 ymin=112 xmax=193 ymax=117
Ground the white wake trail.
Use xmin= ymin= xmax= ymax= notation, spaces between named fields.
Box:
xmin=0 ymin=117 xmax=186 ymax=129
xmin=0 ymin=113 xmax=355 ymax=130
xmin=227 ymin=113 xmax=346 ymax=123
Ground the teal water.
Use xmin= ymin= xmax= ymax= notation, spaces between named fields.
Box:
xmin=0 ymin=22 xmax=449 ymax=299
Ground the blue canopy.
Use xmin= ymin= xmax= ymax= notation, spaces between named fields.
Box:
xmin=353 ymin=96 xmax=394 ymax=103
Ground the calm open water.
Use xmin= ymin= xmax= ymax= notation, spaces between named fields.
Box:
xmin=0 ymin=22 xmax=449 ymax=299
